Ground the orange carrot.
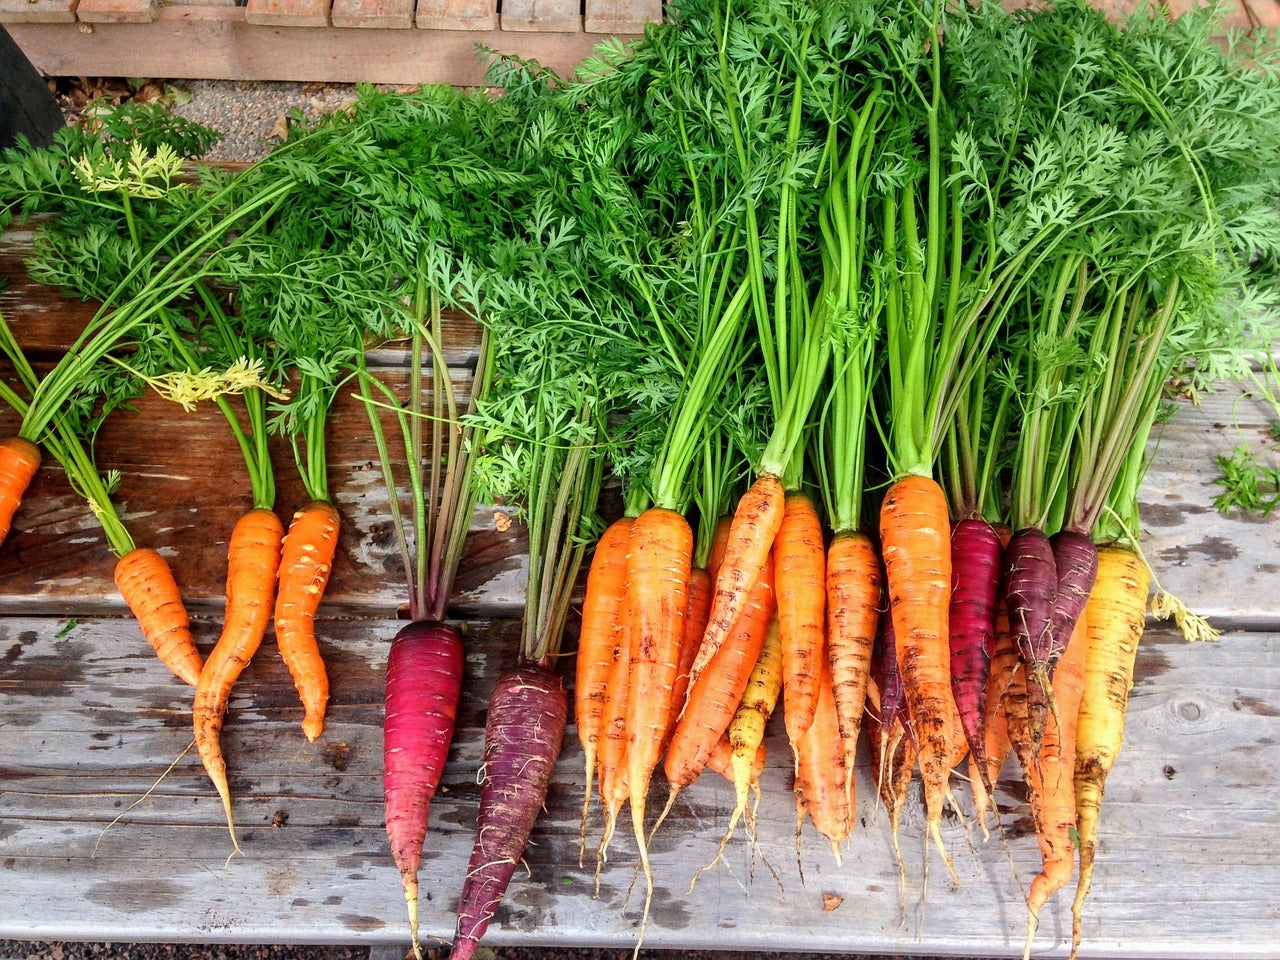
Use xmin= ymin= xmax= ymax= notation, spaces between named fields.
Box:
xmin=665 ymin=566 xmax=713 ymax=746
xmin=706 ymin=733 xmax=766 ymax=784
xmin=793 ymin=656 xmax=849 ymax=865
xmin=825 ymin=529 xmax=881 ymax=808
xmin=690 ymin=474 xmax=785 ymax=686
xmin=594 ymin=599 xmax=631 ymax=874
xmin=624 ymin=506 xmax=692 ymax=939
xmin=698 ymin=616 xmax=782 ymax=881
xmin=879 ymin=473 xmax=957 ymax=877
xmin=0 ymin=436 xmax=41 ymax=546
xmin=706 ymin=515 xmax=733 ymax=581
xmin=274 ymin=500 xmax=340 ymax=741
xmin=775 ymin=492 xmax=827 ymax=748
xmin=193 ymin=507 xmax=285 ymax=850
xmin=574 ymin=516 xmax=633 ymax=862
xmin=114 ymin=547 xmax=202 ymax=686
xmin=661 ymin=553 xmax=774 ymax=805
xmin=1023 ymin=610 xmax=1088 ymax=960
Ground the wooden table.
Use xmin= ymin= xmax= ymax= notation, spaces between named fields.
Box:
xmin=1 ymin=217 xmax=1278 ymax=958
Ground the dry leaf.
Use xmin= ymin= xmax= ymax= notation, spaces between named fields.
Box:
xmin=822 ymin=893 xmax=844 ymax=912
xmin=269 ymin=113 xmax=290 ymax=141
xmin=493 ymin=511 xmax=512 ymax=533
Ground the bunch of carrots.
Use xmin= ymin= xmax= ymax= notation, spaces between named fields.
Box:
xmin=4 ymin=0 xmax=1280 ymax=957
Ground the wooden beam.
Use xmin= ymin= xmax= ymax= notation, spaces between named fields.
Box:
xmin=5 ymin=6 xmax=638 ymax=85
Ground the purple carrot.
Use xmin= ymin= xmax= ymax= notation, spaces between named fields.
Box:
xmin=450 ymin=661 xmax=567 ymax=960
xmin=871 ymin=604 xmax=908 ymax=741
xmin=384 ymin=620 xmax=465 ymax=960
xmin=1048 ymin=528 xmax=1098 ymax=664
xmin=1004 ymin=526 xmax=1059 ymax=757
xmin=948 ymin=517 xmax=1003 ymax=778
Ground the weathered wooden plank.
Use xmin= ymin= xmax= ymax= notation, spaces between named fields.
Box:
xmin=584 ymin=0 xmax=660 ymax=34
xmin=414 ymin=0 xmax=495 ymax=31
xmin=73 ymin=0 xmax=155 ymax=23
xmin=243 ymin=0 xmax=331 ymax=29
xmin=499 ymin=0 xmax=579 ymax=34
xmin=1 ymin=616 xmax=1277 ymax=955
xmin=4 ymin=8 xmax=636 ymax=85
xmin=1138 ymin=387 xmax=1280 ymax=628
xmin=330 ymin=0 xmax=412 ymax=30
xmin=0 ymin=0 xmax=76 ymax=25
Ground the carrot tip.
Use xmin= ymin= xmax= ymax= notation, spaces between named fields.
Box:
xmin=302 ymin=714 xmax=324 ymax=742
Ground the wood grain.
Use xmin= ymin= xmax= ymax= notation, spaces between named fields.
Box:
xmin=0 ymin=616 xmax=1276 ymax=954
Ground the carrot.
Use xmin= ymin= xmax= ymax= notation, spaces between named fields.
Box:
xmin=879 ymin=472 xmax=958 ymax=878
xmin=1070 ymin=545 xmax=1149 ymax=960
xmin=0 ymin=436 xmax=41 ymax=547
xmin=274 ymin=499 xmax=340 ymax=741
xmin=658 ymin=552 xmax=774 ymax=825
xmin=775 ymin=491 xmax=826 ymax=748
xmin=665 ymin=566 xmax=714 ymax=746
xmin=706 ymin=733 xmax=766 ymax=785
xmin=193 ymin=507 xmax=285 ymax=850
xmin=1004 ymin=525 xmax=1058 ymax=755
xmin=384 ymin=619 xmax=465 ymax=960
xmin=697 ymin=616 xmax=782 ymax=881
xmin=825 ymin=530 xmax=881 ymax=812
xmin=948 ymin=516 xmax=1003 ymax=783
xmin=574 ymin=516 xmax=633 ymax=863
xmin=689 ymin=474 xmax=785 ymax=687
xmin=1023 ymin=610 xmax=1088 ymax=960
xmin=623 ymin=505 xmax=692 ymax=932
xmin=867 ymin=607 xmax=917 ymax=913
xmin=793 ymin=655 xmax=848 ymax=865
xmin=114 ymin=547 xmax=202 ymax=686
xmin=706 ymin=514 xmax=732 ymax=581
xmin=450 ymin=662 xmax=566 ymax=960
xmin=1050 ymin=529 xmax=1098 ymax=662
xmin=595 ymin=600 xmax=631 ymax=873
xmin=971 ymin=606 xmax=1016 ymax=838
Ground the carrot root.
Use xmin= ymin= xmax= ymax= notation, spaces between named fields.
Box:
xmin=275 ymin=500 xmax=340 ymax=741
xmin=194 ymin=507 xmax=285 ymax=851
xmin=0 ymin=436 xmax=41 ymax=546
xmin=114 ymin=547 xmax=202 ymax=686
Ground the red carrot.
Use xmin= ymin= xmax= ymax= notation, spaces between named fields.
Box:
xmin=948 ymin=516 xmax=1003 ymax=789
xmin=450 ymin=662 xmax=566 ymax=960
xmin=385 ymin=620 xmax=464 ymax=960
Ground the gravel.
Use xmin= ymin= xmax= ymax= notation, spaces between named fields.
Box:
xmin=168 ymin=80 xmax=363 ymax=163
